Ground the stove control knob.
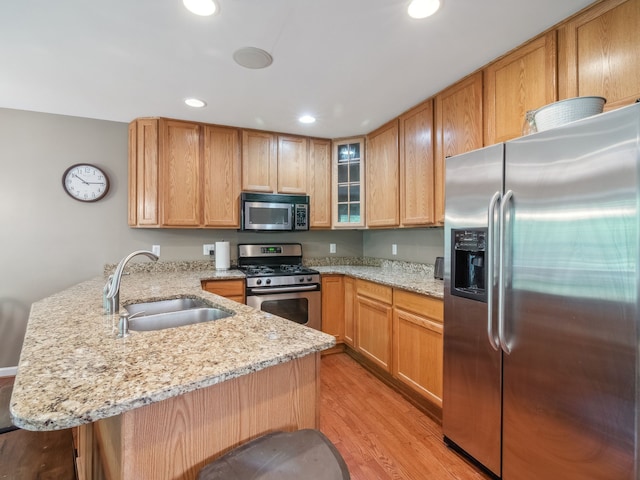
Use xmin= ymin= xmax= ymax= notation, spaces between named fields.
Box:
xmin=256 ymin=279 xmax=262 ymax=285
xmin=266 ymin=279 xmax=271 ymax=285
xmin=306 ymin=276 xmax=312 ymax=282
xmin=299 ymin=277 xmax=304 ymax=283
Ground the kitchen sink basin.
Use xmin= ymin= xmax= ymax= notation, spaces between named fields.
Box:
xmin=125 ymin=297 xmax=210 ymax=316
xmin=124 ymin=298 xmax=233 ymax=331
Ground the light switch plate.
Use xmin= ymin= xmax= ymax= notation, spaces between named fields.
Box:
xmin=152 ymin=245 xmax=161 ymax=256
xmin=203 ymin=244 xmax=215 ymax=255
xmin=330 ymin=243 xmax=336 ymax=254
xmin=392 ymin=244 xmax=397 ymax=255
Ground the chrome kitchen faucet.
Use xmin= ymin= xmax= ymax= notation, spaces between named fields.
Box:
xmin=103 ymin=250 xmax=159 ymax=315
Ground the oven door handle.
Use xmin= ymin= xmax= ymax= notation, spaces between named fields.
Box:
xmin=249 ymin=285 xmax=319 ymax=294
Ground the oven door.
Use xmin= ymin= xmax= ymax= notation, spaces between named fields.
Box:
xmin=246 ymin=285 xmax=321 ymax=330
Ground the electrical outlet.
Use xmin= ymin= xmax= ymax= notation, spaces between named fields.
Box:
xmin=152 ymin=245 xmax=160 ymax=256
xmin=203 ymin=244 xmax=215 ymax=255
xmin=392 ymin=244 xmax=398 ymax=255
xmin=330 ymin=243 xmax=336 ymax=254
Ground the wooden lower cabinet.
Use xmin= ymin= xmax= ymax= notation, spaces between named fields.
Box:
xmin=355 ymin=280 xmax=393 ymax=372
xmin=74 ymin=354 xmax=319 ymax=480
xmin=343 ymin=277 xmax=356 ymax=347
xmin=321 ymin=275 xmax=344 ymax=342
xmin=201 ymin=279 xmax=245 ymax=304
xmin=392 ymin=289 xmax=443 ymax=408
xmin=321 ymin=274 xmax=444 ymax=414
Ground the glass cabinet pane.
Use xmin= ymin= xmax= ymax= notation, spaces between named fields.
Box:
xmin=338 ymin=204 xmax=349 ymax=223
xmin=338 ymin=164 xmax=348 ymax=183
xmin=349 ymin=185 xmax=360 ymax=202
xmin=349 ymin=143 xmax=360 ymax=160
xmin=338 ymin=185 xmax=348 ymax=203
xmin=350 ymin=203 xmax=360 ymax=223
xmin=349 ymin=163 xmax=360 ymax=182
xmin=333 ymin=138 xmax=364 ymax=227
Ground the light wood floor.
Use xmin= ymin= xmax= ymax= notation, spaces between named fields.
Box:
xmin=320 ymin=353 xmax=491 ymax=480
xmin=0 ymin=355 xmax=491 ymax=479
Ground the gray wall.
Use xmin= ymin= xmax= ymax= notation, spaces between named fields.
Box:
xmin=0 ymin=108 xmax=363 ymax=369
xmin=363 ymin=228 xmax=444 ymax=263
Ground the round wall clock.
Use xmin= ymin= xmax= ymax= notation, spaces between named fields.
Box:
xmin=62 ymin=163 xmax=110 ymax=202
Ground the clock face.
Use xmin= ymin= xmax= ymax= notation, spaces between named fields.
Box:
xmin=62 ymin=164 xmax=110 ymax=202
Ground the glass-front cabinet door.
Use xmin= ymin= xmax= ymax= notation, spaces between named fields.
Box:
xmin=333 ymin=137 xmax=365 ymax=228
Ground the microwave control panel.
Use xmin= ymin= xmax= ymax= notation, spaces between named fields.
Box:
xmin=294 ymin=204 xmax=309 ymax=230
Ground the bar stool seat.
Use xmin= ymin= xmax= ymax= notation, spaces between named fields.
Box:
xmin=197 ymin=429 xmax=350 ymax=480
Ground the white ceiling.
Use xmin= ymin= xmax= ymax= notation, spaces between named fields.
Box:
xmin=0 ymin=0 xmax=595 ymax=138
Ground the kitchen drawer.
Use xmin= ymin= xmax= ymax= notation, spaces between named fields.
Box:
xmin=394 ymin=289 xmax=443 ymax=323
xmin=356 ymin=279 xmax=393 ymax=304
xmin=202 ymin=279 xmax=245 ymax=301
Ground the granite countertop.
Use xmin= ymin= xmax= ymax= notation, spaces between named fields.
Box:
xmin=313 ymin=265 xmax=443 ymax=299
xmin=11 ymin=269 xmax=335 ymax=431
xmin=303 ymin=256 xmax=444 ymax=299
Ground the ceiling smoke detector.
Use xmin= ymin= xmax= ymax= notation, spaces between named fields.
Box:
xmin=233 ymin=47 xmax=273 ymax=69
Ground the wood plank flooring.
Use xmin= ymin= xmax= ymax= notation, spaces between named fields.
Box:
xmin=0 ymin=428 xmax=76 ymax=480
xmin=0 ymin=354 xmax=491 ymax=479
xmin=0 ymin=376 xmax=76 ymax=479
xmin=320 ymin=353 xmax=491 ymax=480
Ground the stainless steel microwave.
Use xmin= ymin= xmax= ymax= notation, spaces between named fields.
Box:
xmin=240 ymin=192 xmax=309 ymax=231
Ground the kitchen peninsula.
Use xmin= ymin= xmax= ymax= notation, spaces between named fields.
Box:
xmin=10 ymin=268 xmax=335 ymax=480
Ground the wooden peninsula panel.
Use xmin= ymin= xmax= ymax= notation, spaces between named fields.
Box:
xmin=81 ymin=354 xmax=320 ymax=480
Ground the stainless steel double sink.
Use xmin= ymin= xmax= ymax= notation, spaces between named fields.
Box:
xmin=124 ymin=298 xmax=233 ymax=331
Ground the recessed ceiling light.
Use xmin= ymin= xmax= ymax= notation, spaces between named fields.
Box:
xmin=184 ymin=98 xmax=207 ymax=108
xmin=233 ymin=47 xmax=273 ymax=69
xmin=407 ymin=0 xmax=441 ymax=19
xmin=299 ymin=115 xmax=316 ymax=124
xmin=183 ymin=0 xmax=218 ymax=16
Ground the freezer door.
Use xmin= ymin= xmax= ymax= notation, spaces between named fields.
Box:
xmin=502 ymin=104 xmax=640 ymax=479
xmin=443 ymin=143 xmax=504 ymax=477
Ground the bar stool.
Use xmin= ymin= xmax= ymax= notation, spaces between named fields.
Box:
xmin=197 ymin=429 xmax=350 ymax=480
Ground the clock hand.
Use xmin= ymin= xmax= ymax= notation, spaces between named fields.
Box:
xmin=72 ymin=173 xmax=90 ymax=185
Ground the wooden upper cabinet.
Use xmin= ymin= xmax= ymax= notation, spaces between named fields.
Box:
xmin=333 ymin=137 xmax=366 ymax=228
xmin=399 ymin=99 xmax=434 ymax=227
xmin=484 ymin=31 xmax=557 ymax=145
xmin=241 ymin=131 xmax=311 ymax=194
xmin=434 ymin=72 xmax=484 ymax=224
xmin=558 ymin=0 xmax=640 ymax=111
xmin=366 ymin=120 xmax=399 ymax=227
xmin=308 ymin=138 xmax=332 ymax=228
xmin=241 ymin=130 xmax=277 ymax=193
xmin=202 ymin=125 xmax=241 ymax=228
xmin=128 ymin=117 xmax=242 ymax=229
xmin=160 ymin=119 xmax=201 ymax=227
xmin=129 ymin=118 xmax=160 ymax=226
xmin=277 ymin=135 xmax=308 ymax=194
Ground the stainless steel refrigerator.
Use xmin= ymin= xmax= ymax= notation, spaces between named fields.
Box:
xmin=443 ymin=102 xmax=639 ymax=479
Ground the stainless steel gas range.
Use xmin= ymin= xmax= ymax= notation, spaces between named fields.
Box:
xmin=237 ymin=243 xmax=321 ymax=330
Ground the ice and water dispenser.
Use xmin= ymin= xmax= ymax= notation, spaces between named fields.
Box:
xmin=451 ymin=228 xmax=487 ymax=302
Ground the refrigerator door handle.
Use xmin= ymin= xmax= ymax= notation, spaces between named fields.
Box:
xmin=498 ymin=189 xmax=514 ymax=354
xmin=486 ymin=191 xmax=501 ymax=351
